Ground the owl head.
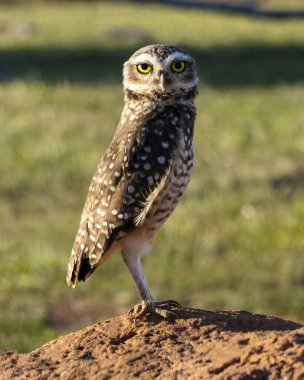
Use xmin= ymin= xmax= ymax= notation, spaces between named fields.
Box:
xmin=123 ymin=44 xmax=198 ymax=101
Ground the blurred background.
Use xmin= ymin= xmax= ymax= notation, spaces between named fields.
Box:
xmin=0 ymin=0 xmax=304 ymax=352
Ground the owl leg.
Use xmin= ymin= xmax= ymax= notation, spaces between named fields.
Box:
xmin=122 ymin=251 xmax=178 ymax=319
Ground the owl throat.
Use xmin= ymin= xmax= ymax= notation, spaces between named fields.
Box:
xmin=120 ymin=83 xmax=197 ymax=138
xmin=123 ymin=84 xmax=198 ymax=107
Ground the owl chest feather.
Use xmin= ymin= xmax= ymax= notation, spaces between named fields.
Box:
xmin=141 ymin=128 xmax=195 ymax=234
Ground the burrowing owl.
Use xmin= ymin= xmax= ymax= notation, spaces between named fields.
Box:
xmin=66 ymin=44 xmax=198 ymax=318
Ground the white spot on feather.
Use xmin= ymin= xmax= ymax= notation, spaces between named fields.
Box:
xmin=157 ymin=156 xmax=166 ymax=164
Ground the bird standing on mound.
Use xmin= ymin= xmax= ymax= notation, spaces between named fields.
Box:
xmin=66 ymin=44 xmax=198 ymax=318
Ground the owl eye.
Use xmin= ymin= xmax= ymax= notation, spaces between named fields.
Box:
xmin=137 ymin=63 xmax=153 ymax=74
xmin=171 ymin=61 xmax=186 ymax=73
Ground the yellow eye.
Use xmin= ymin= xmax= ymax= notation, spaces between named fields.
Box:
xmin=171 ymin=61 xmax=186 ymax=73
xmin=137 ymin=63 xmax=153 ymax=74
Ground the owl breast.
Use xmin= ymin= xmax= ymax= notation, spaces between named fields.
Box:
xmin=142 ymin=130 xmax=195 ymax=235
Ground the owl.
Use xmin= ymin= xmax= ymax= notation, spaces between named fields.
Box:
xmin=66 ymin=44 xmax=198 ymax=319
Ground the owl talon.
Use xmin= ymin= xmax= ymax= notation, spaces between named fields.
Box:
xmin=128 ymin=303 xmax=143 ymax=316
xmin=128 ymin=300 xmax=180 ymax=320
xmin=154 ymin=307 xmax=177 ymax=319
xmin=154 ymin=299 xmax=181 ymax=308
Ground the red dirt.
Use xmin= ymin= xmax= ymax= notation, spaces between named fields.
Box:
xmin=1 ymin=308 xmax=304 ymax=379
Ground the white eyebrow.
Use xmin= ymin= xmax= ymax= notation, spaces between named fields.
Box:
xmin=163 ymin=52 xmax=191 ymax=65
xmin=131 ymin=53 xmax=162 ymax=66
xmin=130 ymin=52 xmax=191 ymax=67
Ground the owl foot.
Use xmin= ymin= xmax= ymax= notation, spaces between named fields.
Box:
xmin=154 ymin=299 xmax=181 ymax=308
xmin=128 ymin=299 xmax=181 ymax=320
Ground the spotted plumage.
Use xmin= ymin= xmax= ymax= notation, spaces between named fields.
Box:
xmin=66 ymin=44 xmax=198 ymax=318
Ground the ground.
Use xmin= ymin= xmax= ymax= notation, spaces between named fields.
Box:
xmin=1 ymin=308 xmax=303 ymax=379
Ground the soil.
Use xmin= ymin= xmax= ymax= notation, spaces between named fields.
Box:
xmin=1 ymin=308 xmax=304 ymax=379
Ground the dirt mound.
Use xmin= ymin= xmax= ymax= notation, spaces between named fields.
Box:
xmin=1 ymin=308 xmax=304 ymax=379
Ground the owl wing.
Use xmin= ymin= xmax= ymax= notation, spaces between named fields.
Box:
xmin=67 ymin=108 xmax=183 ymax=286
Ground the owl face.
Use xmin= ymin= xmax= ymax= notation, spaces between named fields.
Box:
xmin=123 ymin=45 xmax=198 ymax=97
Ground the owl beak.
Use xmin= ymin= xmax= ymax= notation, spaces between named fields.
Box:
xmin=159 ymin=72 xmax=166 ymax=92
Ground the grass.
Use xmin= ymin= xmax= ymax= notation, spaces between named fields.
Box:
xmin=0 ymin=1 xmax=304 ymax=352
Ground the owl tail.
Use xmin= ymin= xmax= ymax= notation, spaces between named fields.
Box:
xmin=66 ymin=249 xmax=98 ymax=288
xmin=66 ymin=221 xmax=111 ymax=287
xmin=66 ymin=230 xmax=96 ymax=287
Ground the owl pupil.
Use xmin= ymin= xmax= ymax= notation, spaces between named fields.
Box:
xmin=175 ymin=62 xmax=181 ymax=69
xmin=141 ymin=64 xmax=148 ymax=70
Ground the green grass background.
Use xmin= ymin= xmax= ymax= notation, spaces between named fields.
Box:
xmin=0 ymin=1 xmax=304 ymax=352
